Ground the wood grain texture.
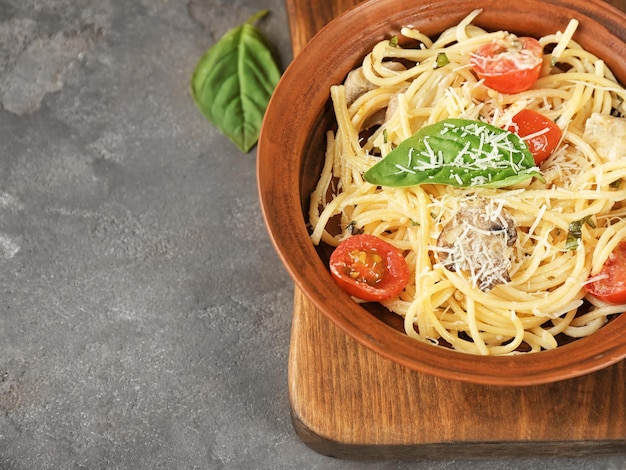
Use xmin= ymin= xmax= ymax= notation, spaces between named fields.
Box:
xmin=285 ymin=0 xmax=626 ymax=459
xmin=285 ymin=0 xmax=365 ymax=57
xmin=290 ymin=289 xmax=626 ymax=458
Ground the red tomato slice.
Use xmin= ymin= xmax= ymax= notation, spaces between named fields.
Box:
xmin=585 ymin=242 xmax=626 ymax=304
xmin=507 ymin=109 xmax=562 ymax=165
xmin=470 ymin=35 xmax=543 ymax=94
xmin=329 ymin=234 xmax=409 ymax=302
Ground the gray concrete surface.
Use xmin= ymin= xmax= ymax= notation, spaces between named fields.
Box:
xmin=0 ymin=0 xmax=624 ymax=468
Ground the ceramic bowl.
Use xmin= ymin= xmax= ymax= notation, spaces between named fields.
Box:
xmin=258 ymin=0 xmax=626 ymax=385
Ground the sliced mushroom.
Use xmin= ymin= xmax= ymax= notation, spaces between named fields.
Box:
xmin=361 ymin=108 xmax=387 ymax=130
xmin=384 ymin=89 xmax=403 ymax=122
xmin=359 ymin=88 xmax=405 ymax=130
xmin=436 ymin=199 xmax=517 ymax=291
xmin=583 ymin=113 xmax=626 ymax=161
xmin=343 ymin=61 xmax=406 ymax=106
xmin=344 ymin=67 xmax=376 ymax=106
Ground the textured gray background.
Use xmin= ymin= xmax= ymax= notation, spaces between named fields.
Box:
xmin=0 ymin=0 xmax=624 ymax=468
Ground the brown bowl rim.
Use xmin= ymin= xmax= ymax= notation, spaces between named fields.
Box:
xmin=258 ymin=0 xmax=626 ymax=386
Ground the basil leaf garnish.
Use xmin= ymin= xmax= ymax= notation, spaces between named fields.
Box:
xmin=364 ymin=119 xmax=541 ymax=188
xmin=191 ymin=10 xmax=281 ymax=153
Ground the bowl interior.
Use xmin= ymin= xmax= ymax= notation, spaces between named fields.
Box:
xmin=258 ymin=0 xmax=626 ymax=385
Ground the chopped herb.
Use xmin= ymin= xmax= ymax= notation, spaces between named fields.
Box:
xmin=435 ymin=52 xmax=450 ymax=69
xmin=409 ymin=219 xmax=420 ymax=226
xmin=383 ymin=128 xmax=388 ymax=143
xmin=610 ymin=179 xmax=622 ymax=189
xmin=346 ymin=221 xmax=364 ymax=235
xmin=565 ymin=215 xmax=595 ymax=250
xmin=389 ymin=35 xmax=399 ymax=48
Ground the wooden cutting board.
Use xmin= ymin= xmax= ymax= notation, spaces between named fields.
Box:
xmin=285 ymin=0 xmax=626 ymax=459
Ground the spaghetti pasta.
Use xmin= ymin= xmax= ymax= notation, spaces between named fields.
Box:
xmin=308 ymin=10 xmax=626 ymax=355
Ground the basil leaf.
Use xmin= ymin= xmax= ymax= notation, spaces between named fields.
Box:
xmin=364 ymin=119 xmax=542 ymax=188
xmin=191 ymin=10 xmax=281 ymax=153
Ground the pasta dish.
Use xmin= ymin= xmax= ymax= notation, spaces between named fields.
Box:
xmin=308 ymin=10 xmax=626 ymax=355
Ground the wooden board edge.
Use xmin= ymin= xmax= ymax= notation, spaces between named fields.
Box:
xmin=290 ymin=410 xmax=626 ymax=461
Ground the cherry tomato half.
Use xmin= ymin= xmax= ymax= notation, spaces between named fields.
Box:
xmin=470 ymin=35 xmax=543 ymax=94
xmin=329 ymin=234 xmax=410 ymax=302
xmin=507 ymin=109 xmax=562 ymax=165
xmin=585 ymin=242 xmax=626 ymax=304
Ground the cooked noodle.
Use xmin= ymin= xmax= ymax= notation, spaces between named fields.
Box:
xmin=308 ymin=10 xmax=626 ymax=355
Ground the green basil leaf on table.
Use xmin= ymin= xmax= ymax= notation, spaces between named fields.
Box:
xmin=364 ymin=119 xmax=542 ymax=188
xmin=191 ymin=10 xmax=281 ymax=153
